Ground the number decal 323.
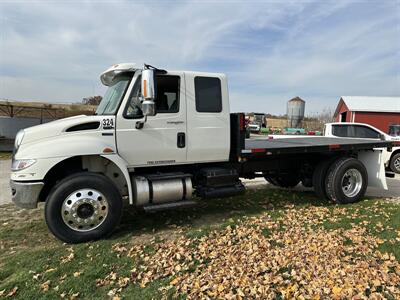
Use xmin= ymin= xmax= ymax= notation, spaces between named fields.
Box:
xmin=102 ymin=118 xmax=114 ymax=129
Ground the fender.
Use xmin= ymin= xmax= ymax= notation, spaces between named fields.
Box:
xmin=101 ymin=154 xmax=134 ymax=205
xmin=12 ymin=132 xmax=115 ymax=181
xmin=358 ymin=149 xmax=388 ymax=190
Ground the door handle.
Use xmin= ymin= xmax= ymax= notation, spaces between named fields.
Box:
xmin=177 ymin=132 xmax=185 ymax=148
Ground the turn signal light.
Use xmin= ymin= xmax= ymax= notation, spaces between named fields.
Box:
xmin=102 ymin=148 xmax=114 ymax=153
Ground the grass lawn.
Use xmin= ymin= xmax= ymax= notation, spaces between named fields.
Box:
xmin=0 ymin=152 xmax=12 ymax=160
xmin=0 ymin=188 xmax=399 ymax=299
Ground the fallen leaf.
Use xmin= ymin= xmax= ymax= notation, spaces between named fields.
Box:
xmin=6 ymin=287 xmax=18 ymax=297
xmin=73 ymin=271 xmax=82 ymax=277
xmin=45 ymin=268 xmax=57 ymax=273
xmin=41 ymin=280 xmax=50 ymax=291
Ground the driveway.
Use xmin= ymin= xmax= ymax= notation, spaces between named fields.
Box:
xmin=0 ymin=159 xmax=399 ymax=206
xmin=0 ymin=159 xmax=11 ymax=205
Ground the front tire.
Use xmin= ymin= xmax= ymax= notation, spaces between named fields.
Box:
xmin=45 ymin=172 xmax=123 ymax=243
xmin=389 ymin=153 xmax=400 ymax=174
xmin=325 ymin=158 xmax=368 ymax=204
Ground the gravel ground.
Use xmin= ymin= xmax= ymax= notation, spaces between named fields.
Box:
xmin=0 ymin=159 xmax=11 ymax=205
xmin=1 ymin=159 xmax=399 ymax=206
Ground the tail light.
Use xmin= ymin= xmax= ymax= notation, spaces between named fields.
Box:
xmin=239 ymin=113 xmax=245 ymax=131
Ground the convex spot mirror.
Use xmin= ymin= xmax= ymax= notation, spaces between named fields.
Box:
xmin=141 ymin=69 xmax=156 ymax=117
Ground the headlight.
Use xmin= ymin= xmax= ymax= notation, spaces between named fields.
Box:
xmin=15 ymin=130 xmax=25 ymax=149
xmin=11 ymin=159 xmax=36 ymax=171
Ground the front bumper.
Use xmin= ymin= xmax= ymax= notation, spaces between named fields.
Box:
xmin=10 ymin=180 xmax=44 ymax=209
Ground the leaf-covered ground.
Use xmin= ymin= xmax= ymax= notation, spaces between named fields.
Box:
xmin=0 ymin=152 xmax=12 ymax=161
xmin=0 ymin=189 xmax=399 ymax=299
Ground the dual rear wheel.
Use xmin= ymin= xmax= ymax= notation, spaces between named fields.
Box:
xmin=265 ymin=157 xmax=368 ymax=204
xmin=390 ymin=153 xmax=400 ymax=174
xmin=313 ymin=157 xmax=368 ymax=204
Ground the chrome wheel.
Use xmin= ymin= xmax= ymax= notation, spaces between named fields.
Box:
xmin=341 ymin=169 xmax=363 ymax=197
xmin=61 ymin=189 xmax=108 ymax=232
xmin=394 ymin=157 xmax=400 ymax=171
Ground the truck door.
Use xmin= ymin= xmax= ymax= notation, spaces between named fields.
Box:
xmin=184 ymin=73 xmax=230 ymax=162
xmin=116 ymin=72 xmax=187 ymax=167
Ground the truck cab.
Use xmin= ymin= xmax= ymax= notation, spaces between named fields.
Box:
xmin=99 ymin=63 xmax=231 ymax=166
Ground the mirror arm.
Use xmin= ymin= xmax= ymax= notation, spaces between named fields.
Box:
xmin=135 ymin=115 xmax=147 ymax=130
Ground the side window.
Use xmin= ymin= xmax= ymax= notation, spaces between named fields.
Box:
xmin=155 ymin=75 xmax=180 ymax=113
xmin=332 ymin=125 xmax=349 ymax=137
xmin=124 ymin=75 xmax=180 ymax=119
xmin=194 ymin=77 xmax=222 ymax=113
xmin=354 ymin=126 xmax=380 ymax=139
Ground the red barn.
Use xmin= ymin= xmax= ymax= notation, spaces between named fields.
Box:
xmin=334 ymin=96 xmax=400 ymax=134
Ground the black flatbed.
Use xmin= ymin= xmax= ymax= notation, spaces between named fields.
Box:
xmin=229 ymin=114 xmax=393 ymax=159
xmin=242 ymin=136 xmax=392 ymax=156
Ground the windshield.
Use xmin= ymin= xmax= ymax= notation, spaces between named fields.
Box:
xmin=96 ymin=73 xmax=132 ymax=115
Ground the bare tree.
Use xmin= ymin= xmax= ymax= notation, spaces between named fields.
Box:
xmin=82 ymin=96 xmax=102 ymax=106
xmin=315 ymin=107 xmax=335 ymax=124
xmin=304 ymin=108 xmax=335 ymax=132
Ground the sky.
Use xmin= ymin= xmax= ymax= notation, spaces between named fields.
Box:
xmin=0 ymin=0 xmax=399 ymax=115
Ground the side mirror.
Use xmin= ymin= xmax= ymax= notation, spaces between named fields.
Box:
xmin=141 ymin=69 xmax=156 ymax=117
xmin=142 ymin=99 xmax=155 ymax=117
xmin=136 ymin=68 xmax=156 ymax=129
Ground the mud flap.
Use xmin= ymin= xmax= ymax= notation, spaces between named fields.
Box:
xmin=358 ymin=150 xmax=388 ymax=190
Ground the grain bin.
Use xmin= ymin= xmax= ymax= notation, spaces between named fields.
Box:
xmin=287 ymin=97 xmax=305 ymax=128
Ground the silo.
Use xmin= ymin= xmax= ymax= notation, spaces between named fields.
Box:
xmin=287 ymin=97 xmax=305 ymax=128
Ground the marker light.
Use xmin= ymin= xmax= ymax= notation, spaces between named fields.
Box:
xmin=11 ymin=159 xmax=36 ymax=171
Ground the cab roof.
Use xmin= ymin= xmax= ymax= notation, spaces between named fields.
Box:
xmin=100 ymin=63 xmax=139 ymax=86
xmin=100 ymin=63 xmax=226 ymax=86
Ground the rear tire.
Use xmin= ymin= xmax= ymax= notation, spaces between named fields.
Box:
xmin=325 ymin=158 xmax=368 ymax=204
xmin=312 ymin=157 xmax=337 ymax=200
xmin=45 ymin=172 xmax=123 ymax=243
xmin=389 ymin=153 xmax=400 ymax=174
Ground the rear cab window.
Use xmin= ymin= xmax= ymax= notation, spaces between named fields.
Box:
xmin=194 ymin=77 xmax=222 ymax=113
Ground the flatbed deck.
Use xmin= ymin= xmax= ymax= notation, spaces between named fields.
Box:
xmin=242 ymin=137 xmax=392 ymax=156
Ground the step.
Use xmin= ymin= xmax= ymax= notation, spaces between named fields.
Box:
xmin=143 ymin=200 xmax=197 ymax=213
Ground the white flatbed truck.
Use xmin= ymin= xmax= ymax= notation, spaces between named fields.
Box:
xmin=10 ymin=63 xmax=393 ymax=243
xmin=324 ymin=122 xmax=400 ymax=174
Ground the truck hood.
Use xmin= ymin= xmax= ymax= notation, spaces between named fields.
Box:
xmin=21 ymin=115 xmax=109 ymax=145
